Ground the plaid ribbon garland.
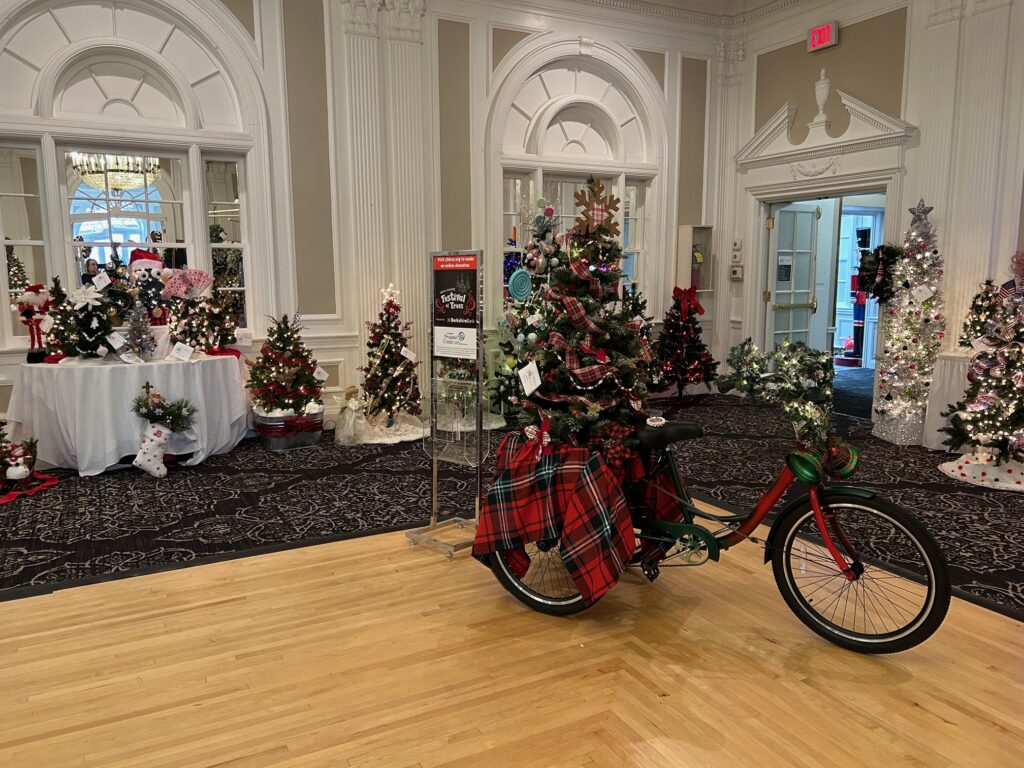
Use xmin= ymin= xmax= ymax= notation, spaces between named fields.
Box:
xmin=473 ymin=433 xmax=637 ymax=604
xmin=569 ymin=257 xmax=605 ymax=298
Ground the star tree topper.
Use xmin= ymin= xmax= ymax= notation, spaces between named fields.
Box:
xmin=381 ymin=283 xmax=401 ymax=304
xmin=573 ymin=179 xmax=621 ymax=238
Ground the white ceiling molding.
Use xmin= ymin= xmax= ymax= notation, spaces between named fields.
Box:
xmin=569 ymin=0 xmax=810 ymax=27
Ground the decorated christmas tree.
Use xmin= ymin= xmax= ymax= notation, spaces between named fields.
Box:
xmin=957 ymin=280 xmax=1002 ymax=348
xmin=941 ymin=252 xmax=1024 ymax=485
xmin=360 ymin=284 xmax=422 ymax=420
xmin=653 ymin=285 xmax=716 ymax=392
xmin=44 ymin=276 xmax=79 ymax=358
xmin=872 ymin=199 xmax=946 ymax=445
xmin=246 ymin=314 xmax=324 ymax=415
xmin=125 ymin=301 xmax=157 ymax=357
xmin=5 ymin=240 xmax=28 ymax=294
xmin=67 ymin=284 xmax=114 ymax=358
xmin=511 ymin=177 xmax=656 ymax=456
xmin=168 ymin=295 xmax=237 ymax=352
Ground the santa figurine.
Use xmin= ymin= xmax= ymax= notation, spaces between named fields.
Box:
xmin=129 ymin=247 xmax=164 ymax=275
xmin=16 ymin=284 xmax=52 ymax=363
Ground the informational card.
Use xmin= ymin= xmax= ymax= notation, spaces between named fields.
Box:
xmin=432 ymin=251 xmax=480 ymax=360
xmin=40 ymin=314 xmax=55 ymax=333
xmin=170 ymin=341 xmax=195 ymax=362
xmin=313 ymin=365 xmax=329 ymax=382
xmin=400 ymin=346 xmax=417 ymax=363
xmin=106 ymin=331 xmax=127 ymax=350
xmin=119 ymin=351 xmax=144 ymax=365
xmin=234 ymin=329 xmax=253 ymax=348
xmin=91 ymin=271 xmax=111 ymax=290
xmin=971 ymin=337 xmax=990 ymax=352
xmin=526 ymin=314 xmax=541 ymax=327
xmin=518 ymin=360 xmax=542 ymax=396
xmin=912 ymin=285 xmax=934 ymax=303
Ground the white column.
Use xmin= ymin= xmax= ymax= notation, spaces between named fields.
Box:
xmin=381 ymin=0 xmax=430 ymax=363
xmin=333 ymin=0 xmax=392 ymax=359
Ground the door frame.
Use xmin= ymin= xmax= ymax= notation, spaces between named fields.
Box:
xmin=763 ymin=201 xmax=822 ymax=348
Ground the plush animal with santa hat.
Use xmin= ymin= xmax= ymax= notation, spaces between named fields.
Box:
xmin=16 ymin=284 xmax=52 ymax=363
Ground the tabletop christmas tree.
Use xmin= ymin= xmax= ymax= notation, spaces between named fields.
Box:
xmin=125 ymin=301 xmax=157 ymax=358
xmin=168 ymin=295 xmax=237 ymax=352
xmin=5 ymin=240 xmax=28 ymax=294
xmin=67 ymin=284 xmax=115 ymax=358
xmin=44 ymin=276 xmax=78 ymax=359
xmin=872 ymin=199 xmax=946 ymax=445
xmin=510 ymin=177 xmax=656 ymax=460
xmin=247 ymin=314 xmax=324 ymax=416
xmin=360 ymin=284 xmax=422 ymax=422
xmin=653 ymin=285 xmax=716 ymax=393
xmin=940 ymin=252 xmax=1024 ymax=489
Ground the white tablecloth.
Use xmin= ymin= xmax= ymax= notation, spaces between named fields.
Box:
xmin=922 ymin=351 xmax=971 ymax=451
xmin=7 ymin=355 xmax=248 ymax=476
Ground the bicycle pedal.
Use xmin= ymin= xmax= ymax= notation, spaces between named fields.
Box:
xmin=640 ymin=561 xmax=660 ymax=583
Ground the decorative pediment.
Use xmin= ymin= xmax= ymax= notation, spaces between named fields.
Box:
xmin=736 ymin=70 xmax=917 ymax=172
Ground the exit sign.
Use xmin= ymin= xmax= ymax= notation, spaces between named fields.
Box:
xmin=807 ymin=21 xmax=839 ymax=51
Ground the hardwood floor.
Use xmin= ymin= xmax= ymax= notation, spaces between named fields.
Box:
xmin=0 ymin=526 xmax=1021 ymax=768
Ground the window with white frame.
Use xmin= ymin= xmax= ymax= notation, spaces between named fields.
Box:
xmin=621 ymin=182 xmax=645 ymax=292
xmin=64 ymin=150 xmax=188 ymax=281
xmin=502 ymin=173 xmax=533 ymax=250
xmin=0 ymin=147 xmax=47 ymax=341
xmin=205 ymin=159 xmax=248 ymax=328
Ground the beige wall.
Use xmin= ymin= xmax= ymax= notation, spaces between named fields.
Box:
xmin=219 ymin=0 xmax=254 ymax=38
xmin=0 ymin=384 xmax=10 ymax=415
xmin=492 ymin=27 xmax=530 ymax=71
xmin=678 ymin=57 xmax=707 ymax=226
xmin=284 ymin=0 xmax=336 ymax=315
xmin=1018 ymin=176 xmax=1024 ymax=252
xmin=755 ymin=9 xmax=906 ymax=144
xmin=438 ymin=20 xmax=472 ymax=251
xmin=634 ymin=49 xmax=665 ymax=91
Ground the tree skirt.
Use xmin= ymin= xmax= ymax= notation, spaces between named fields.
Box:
xmin=939 ymin=451 xmax=1024 ymax=492
xmin=0 ymin=472 xmax=59 ymax=504
xmin=336 ymin=407 xmax=427 ymax=446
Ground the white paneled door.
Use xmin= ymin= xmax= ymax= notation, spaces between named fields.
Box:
xmin=766 ymin=203 xmax=819 ymax=348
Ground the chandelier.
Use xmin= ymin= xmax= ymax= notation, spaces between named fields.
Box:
xmin=69 ymin=152 xmax=161 ymax=192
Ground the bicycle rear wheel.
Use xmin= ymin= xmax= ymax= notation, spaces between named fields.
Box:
xmin=490 ymin=540 xmax=593 ymax=616
xmin=771 ymin=494 xmax=950 ymax=654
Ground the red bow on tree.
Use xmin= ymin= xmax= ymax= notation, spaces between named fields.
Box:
xmin=673 ymin=285 xmax=704 ymax=316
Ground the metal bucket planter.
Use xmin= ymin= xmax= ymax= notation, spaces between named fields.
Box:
xmin=253 ymin=410 xmax=324 ymax=451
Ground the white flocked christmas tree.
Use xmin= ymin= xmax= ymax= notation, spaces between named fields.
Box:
xmin=872 ymin=199 xmax=946 ymax=445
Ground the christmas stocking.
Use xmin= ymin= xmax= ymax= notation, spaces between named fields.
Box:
xmin=133 ymin=422 xmax=171 ymax=478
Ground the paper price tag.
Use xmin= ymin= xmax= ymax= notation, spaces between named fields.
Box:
xmin=912 ymin=285 xmax=934 ymax=303
xmin=400 ymin=346 xmax=417 ymax=363
xmin=40 ymin=314 xmax=55 ymax=333
xmin=106 ymin=331 xmax=127 ymax=350
xmin=234 ymin=329 xmax=253 ymax=349
xmin=971 ymin=337 xmax=990 ymax=352
xmin=91 ymin=271 xmax=111 ymax=290
xmin=313 ymin=365 xmax=330 ymax=382
xmin=170 ymin=341 xmax=195 ymax=362
xmin=518 ymin=360 xmax=542 ymax=396
xmin=119 ymin=351 xmax=144 ymax=364
xmin=526 ymin=314 xmax=541 ymax=327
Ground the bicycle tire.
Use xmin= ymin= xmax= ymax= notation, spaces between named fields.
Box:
xmin=489 ymin=546 xmax=596 ymax=617
xmin=770 ymin=494 xmax=950 ymax=654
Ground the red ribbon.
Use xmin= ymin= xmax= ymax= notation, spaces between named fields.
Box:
xmin=43 ymin=353 xmax=68 ymax=364
xmin=0 ymin=471 xmax=59 ymax=505
xmin=673 ymin=285 xmax=704 ymax=317
xmin=254 ymin=415 xmax=323 ymax=439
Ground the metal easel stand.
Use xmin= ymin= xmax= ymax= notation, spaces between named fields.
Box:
xmin=406 ymin=250 xmax=487 ymax=558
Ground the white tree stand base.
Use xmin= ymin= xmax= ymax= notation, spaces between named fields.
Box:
xmin=938 ymin=450 xmax=1024 ymax=492
xmin=336 ymin=403 xmax=427 ymax=446
xmin=133 ymin=422 xmax=171 ymax=478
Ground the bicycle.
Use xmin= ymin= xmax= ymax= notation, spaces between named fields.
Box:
xmin=486 ymin=421 xmax=951 ymax=655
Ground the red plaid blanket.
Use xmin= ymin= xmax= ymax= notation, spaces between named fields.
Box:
xmin=474 ymin=433 xmax=688 ymax=604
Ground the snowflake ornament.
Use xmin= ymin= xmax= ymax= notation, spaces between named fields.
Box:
xmin=573 ymin=179 xmax=621 ymax=238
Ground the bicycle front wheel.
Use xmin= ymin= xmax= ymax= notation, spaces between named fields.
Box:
xmin=771 ymin=494 xmax=950 ymax=654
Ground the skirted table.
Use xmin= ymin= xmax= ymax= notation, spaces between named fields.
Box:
xmin=922 ymin=350 xmax=971 ymax=452
xmin=7 ymin=355 xmax=248 ymax=476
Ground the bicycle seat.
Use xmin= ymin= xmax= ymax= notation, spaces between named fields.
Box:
xmin=636 ymin=421 xmax=703 ymax=451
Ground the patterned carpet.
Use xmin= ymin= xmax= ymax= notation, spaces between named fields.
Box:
xmin=659 ymin=394 xmax=1024 ymax=621
xmin=0 ymin=437 xmax=478 ymax=601
xmin=2 ymin=400 xmax=1022 ymax=622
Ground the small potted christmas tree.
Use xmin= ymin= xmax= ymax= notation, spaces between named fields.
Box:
xmin=652 ymin=285 xmax=717 ymax=396
xmin=246 ymin=314 xmax=325 ymax=450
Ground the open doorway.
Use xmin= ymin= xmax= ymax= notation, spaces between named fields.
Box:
xmin=765 ymin=192 xmax=886 ymax=419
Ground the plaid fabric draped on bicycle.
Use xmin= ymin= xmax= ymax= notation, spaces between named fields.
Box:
xmin=473 ymin=432 xmax=684 ymax=603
